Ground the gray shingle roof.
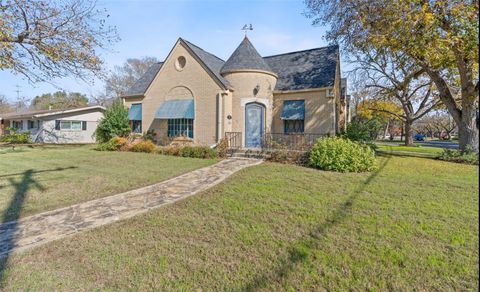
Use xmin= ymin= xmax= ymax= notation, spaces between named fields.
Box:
xmin=124 ymin=62 xmax=163 ymax=96
xmin=220 ymin=37 xmax=274 ymax=75
xmin=264 ymin=45 xmax=339 ymax=91
xmin=181 ymin=39 xmax=231 ymax=88
xmin=124 ymin=40 xmax=339 ymax=96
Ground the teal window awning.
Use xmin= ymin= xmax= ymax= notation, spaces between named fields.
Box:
xmin=128 ymin=103 xmax=142 ymax=120
xmin=155 ymin=99 xmax=194 ymax=119
xmin=281 ymin=100 xmax=305 ymax=120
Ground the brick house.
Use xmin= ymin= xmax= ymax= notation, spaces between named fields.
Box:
xmin=122 ymin=37 xmax=347 ymax=148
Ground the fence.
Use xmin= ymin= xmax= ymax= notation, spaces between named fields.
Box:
xmin=225 ymin=132 xmax=328 ymax=151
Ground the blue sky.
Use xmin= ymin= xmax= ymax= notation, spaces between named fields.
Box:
xmin=0 ymin=0 xmax=333 ymax=103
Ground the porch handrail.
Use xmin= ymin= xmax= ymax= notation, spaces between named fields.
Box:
xmin=225 ymin=132 xmax=242 ymax=149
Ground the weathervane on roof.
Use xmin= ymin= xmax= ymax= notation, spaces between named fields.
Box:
xmin=242 ymin=24 xmax=253 ymax=36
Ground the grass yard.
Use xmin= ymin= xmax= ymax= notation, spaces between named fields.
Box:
xmin=1 ymin=154 xmax=478 ymax=290
xmin=0 ymin=145 xmax=216 ymax=221
xmin=376 ymin=144 xmax=444 ymax=158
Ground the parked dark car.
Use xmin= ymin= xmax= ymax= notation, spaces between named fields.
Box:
xmin=415 ymin=134 xmax=425 ymax=141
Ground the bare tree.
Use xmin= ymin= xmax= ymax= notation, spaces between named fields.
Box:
xmin=0 ymin=0 xmax=119 ymax=82
xmin=305 ymin=0 xmax=479 ymax=151
xmin=354 ymin=50 xmax=441 ymax=146
xmin=105 ymin=57 xmax=159 ymax=97
xmin=418 ymin=111 xmax=457 ymax=140
xmin=0 ymin=95 xmax=13 ymax=113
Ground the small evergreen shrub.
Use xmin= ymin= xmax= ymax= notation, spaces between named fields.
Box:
xmin=95 ymin=137 xmax=131 ymax=151
xmin=342 ymin=115 xmax=383 ymax=143
xmin=131 ymin=140 xmax=156 ymax=153
xmin=0 ymin=129 xmax=32 ymax=144
xmin=95 ymin=137 xmax=119 ymax=151
xmin=95 ymin=101 xmax=131 ymax=143
xmin=309 ymin=137 xmax=376 ymax=172
xmin=438 ymin=147 xmax=479 ymax=165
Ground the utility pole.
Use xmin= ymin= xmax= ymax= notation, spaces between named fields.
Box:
xmin=15 ymin=85 xmax=21 ymax=100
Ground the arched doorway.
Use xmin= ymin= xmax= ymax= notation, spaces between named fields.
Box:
xmin=245 ymin=102 xmax=265 ymax=148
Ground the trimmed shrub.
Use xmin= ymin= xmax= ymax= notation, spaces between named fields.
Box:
xmin=0 ymin=129 xmax=32 ymax=144
xmin=131 ymin=140 xmax=156 ymax=153
xmin=438 ymin=147 xmax=479 ymax=165
xmin=158 ymin=145 xmax=217 ymax=159
xmin=309 ymin=137 xmax=376 ymax=172
xmin=267 ymin=149 xmax=309 ymax=165
xmin=95 ymin=138 xmax=119 ymax=151
xmin=95 ymin=101 xmax=131 ymax=143
xmin=95 ymin=137 xmax=131 ymax=151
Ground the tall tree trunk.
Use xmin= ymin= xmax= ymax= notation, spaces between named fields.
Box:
xmin=458 ymin=100 xmax=479 ymax=152
xmin=405 ymin=120 xmax=413 ymax=146
xmin=425 ymin=68 xmax=478 ymax=152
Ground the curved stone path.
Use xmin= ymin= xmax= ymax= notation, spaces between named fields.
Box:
xmin=0 ymin=158 xmax=262 ymax=257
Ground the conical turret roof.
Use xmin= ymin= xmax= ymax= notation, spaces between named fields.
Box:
xmin=220 ymin=36 xmax=274 ymax=75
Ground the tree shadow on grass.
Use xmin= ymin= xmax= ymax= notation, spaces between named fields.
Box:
xmin=0 ymin=167 xmax=76 ymax=285
xmin=241 ymin=156 xmax=392 ymax=291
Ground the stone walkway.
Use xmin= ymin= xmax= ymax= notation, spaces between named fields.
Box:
xmin=0 ymin=158 xmax=262 ymax=257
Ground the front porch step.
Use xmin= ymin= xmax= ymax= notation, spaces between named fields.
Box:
xmin=229 ymin=149 xmax=268 ymax=159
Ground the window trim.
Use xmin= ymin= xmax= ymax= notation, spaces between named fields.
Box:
xmin=167 ymin=118 xmax=194 ymax=138
xmin=57 ymin=120 xmax=86 ymax=131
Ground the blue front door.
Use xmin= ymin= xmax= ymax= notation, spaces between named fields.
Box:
xmin=245 ymin=103 xmax=264 ymax=148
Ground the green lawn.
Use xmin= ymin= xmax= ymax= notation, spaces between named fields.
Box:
xmin=376 ymin=144 xmax=444 ymax=158
xmin=1 ymin=154 xmax=478 ymax=290
xmin=0 ymin=145 xmax=216 ymax=221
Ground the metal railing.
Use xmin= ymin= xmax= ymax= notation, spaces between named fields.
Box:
xmin=224 ymin=132 xmax=328 ymax=151
xmin=225 ymin=132 xmax=242 ymax=149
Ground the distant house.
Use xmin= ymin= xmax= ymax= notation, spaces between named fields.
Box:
xmin=0 ymin=105 xmax=105 ymax=143
xmin=121 ymin=37 xmax=347 ymax=148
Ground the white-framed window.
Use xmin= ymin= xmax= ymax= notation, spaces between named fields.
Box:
xmin=56 ymin=120 xmax=86 ymax=131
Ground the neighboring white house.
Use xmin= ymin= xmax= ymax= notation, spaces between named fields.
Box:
xmin=0 ymin=105 xmax=105 ymax=143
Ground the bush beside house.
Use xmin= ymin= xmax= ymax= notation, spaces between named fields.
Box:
xmin=95 ymin=101 xmax=131 ymax=143
xmin=309 ymin=137 xmax=377 ymax=172
xmin=0 ymin=128 xmax=32 ymax=144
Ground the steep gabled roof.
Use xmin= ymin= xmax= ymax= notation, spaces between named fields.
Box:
xmin=123 ymin=39 xmax=231 ymax=97
xmin=264 ymin=45 xmax=339 ymax=91
xmin=181 ymin=39 xmax=231 ymax=89
xmin=124 ymin=62 xmax=163 ymax=96
xmin=220 ymin=36 xmax=274 ymax=75
xmin=123 ymin=39 xmax=340 ymax=97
